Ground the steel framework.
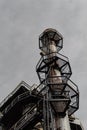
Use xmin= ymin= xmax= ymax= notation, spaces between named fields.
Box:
xmin=0 ymin=28 xmax=83 ymax=130
xmin=36 ymin=28 xmax=79 ymax=130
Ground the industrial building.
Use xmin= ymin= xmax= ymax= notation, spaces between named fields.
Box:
xmin=0 ymin=29 xmax=84 ymax=130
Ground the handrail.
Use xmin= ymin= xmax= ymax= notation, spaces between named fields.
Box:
xmin=36 ymin=52 xmax=69 ymax=70
xmin=67 ymin=79 xmax=79 ymax=93
xmin=33 ymin=76 xmax=79 ymax=97
xmin=0 ymin=81 xmax=31 ymax=108
xmin=9 ymin=105 xmax=37 ymax=130
xmin=2 ymin=91 xmax=31 ymax=114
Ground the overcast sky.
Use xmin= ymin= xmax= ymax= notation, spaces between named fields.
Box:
xmin=0 ymin=0 xmax=87 ymax=129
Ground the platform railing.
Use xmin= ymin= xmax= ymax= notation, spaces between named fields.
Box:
xmin=9 ymin=105 xmax=38 ymax=130
xmin=36 ymin=52 xmax=69 ymax=70
xmin=2 ymin=91 xmax=31 ymax=114
xmin=0 ymin=81 xmax=31 ymax=108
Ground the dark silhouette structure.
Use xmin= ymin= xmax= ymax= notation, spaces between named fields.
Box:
xmin=0 ymin=29 xmax=84 ymax=130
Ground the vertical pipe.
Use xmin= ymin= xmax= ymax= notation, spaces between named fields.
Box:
xmin=43 ymin=96 xmax=46 ymax=130
xmin=49 ymin=104 xmax=55 ymax=130
xmin=55 ymin=113 xmax=71 ymax=130
xmin=45 ymin=40 xmax=71 ymax=130
xmin=46 ymin=91 xmax=50 ymax=130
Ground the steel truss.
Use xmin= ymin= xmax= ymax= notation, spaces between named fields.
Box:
xmin=0 ymin=28 xmax=81 ymax=130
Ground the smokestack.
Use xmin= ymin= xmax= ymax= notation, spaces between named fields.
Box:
xmin=36 ymin=28 xmax=79 ymax=130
